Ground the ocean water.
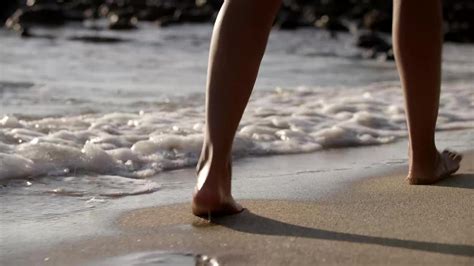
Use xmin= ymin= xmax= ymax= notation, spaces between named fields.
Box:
xmin=1 ymin=24 xmax=474 ymax=197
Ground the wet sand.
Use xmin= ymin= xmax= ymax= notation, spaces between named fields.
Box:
xmin=4 ymin=148 xmax=473 ymax=265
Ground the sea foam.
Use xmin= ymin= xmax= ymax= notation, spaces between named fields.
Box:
xmin=1 ymin=83 xmax=473 ymax=181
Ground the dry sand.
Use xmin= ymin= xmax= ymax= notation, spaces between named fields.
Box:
xmin=8 ymin=151 xmax=473 ymax=265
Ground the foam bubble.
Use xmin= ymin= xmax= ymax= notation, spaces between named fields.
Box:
xmin=0 ymin=116 xmax=22 ymax=128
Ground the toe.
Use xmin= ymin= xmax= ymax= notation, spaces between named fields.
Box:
xmin=444 ymin=150 xmax=456 ymax=159
xmin=443 ymin=150 xmax=462 ymax=161
xmin=453 ymin=153 xmax=463 ymax=162
xmin=442 ymin=150 xmax=461 ymax=173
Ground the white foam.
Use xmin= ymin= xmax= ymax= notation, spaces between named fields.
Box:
xmin=1 ymin=83 xmax=473 ymax=181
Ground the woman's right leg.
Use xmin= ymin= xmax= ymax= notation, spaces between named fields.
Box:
xmin=193 ymin=0 xmax=281 ymax=216
xmin=392 ymin=0 xmax=462 ymax=184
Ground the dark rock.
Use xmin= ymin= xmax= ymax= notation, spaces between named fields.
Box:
xmin=5 ymin=4 xmax=66 ymax=29
xmin=2 ymin=0 xmax=473 ymax=45
xmin=443 ymin=1 xmax=474 ymax=43
xmin=314 ymin=15 xmax=347 ymax=32
xmin=136 ymin=4 xmax=176 ymax=21
xmin=156 ymin=15 xmax=180 ymax=27
xmin=61 ymin=0 xmax=91 ymax=21
xmin=68 ymin=35 xmax=127 ymax=44
xmin=355 ymin=31 xmax=390 ymax=50
xmin=108 ymin=10 xmax=138 ymax=30
xmin=363 ymin=9 xmax=391 ymax=33
xmin=0 ymin=0 xmax=19 ymax=23
xmin=19 ymin=27 xmax=32 ymax=38
xmin=274 ymin=6 xmax=302 ymax=30
xmin=174 ymin=5 xmax=214 ymax=23
xmin=355 ymin=31 xmax=394 ymax=61
xmin=445 ymin=25 xmax=474 ymax=43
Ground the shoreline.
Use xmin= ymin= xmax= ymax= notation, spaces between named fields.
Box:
xmin=1 ymin=129 xmax=473 ymax=265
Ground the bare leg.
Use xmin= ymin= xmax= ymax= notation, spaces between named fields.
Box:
xmin=193 ymin=0 xmax=281 ymax=216
xmin=393 ymin=0 xmax=462 ymax=184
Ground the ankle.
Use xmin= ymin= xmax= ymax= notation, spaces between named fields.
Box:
xmin=197 ymin=142 xmax=231 ymax=172
xmin=196 ymin=157 xmax=231 ymax=177
xmin=196 ymin=155 xmax=232 ymax=193
xmin=409 ymin=148 xmax=438 ymax=173
xmin=409 ymin=141 xmax=437 ymax=158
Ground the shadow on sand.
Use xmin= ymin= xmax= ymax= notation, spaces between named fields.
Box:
xmin=212 ymin=173 xmax=474 ymax=257
xmin=214 ymin=210 xmax=474 ymax=257
xmin=435 ymin=173 xmax=474 ymax=189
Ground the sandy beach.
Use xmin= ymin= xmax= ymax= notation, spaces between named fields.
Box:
xmin=1 ymin=7 xmax=474 ymax=264
xmin=2 ymin=130 xmax=473 ymax=266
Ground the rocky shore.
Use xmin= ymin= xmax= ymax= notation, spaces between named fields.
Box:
xmin=1 ymin=0 xmax=473 ymax=60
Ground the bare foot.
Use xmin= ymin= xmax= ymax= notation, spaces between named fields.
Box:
xmin=192 ymin=187 xmax=244 ymax=218
xmin=407 ymin=150 xmax=462 ymax=185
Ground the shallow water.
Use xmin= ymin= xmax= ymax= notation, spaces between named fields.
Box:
xmin=1 ymin=24 xmax=473 ymax=197
xmin=2 ymin=24 xmax=474 ymax=116
xmin=89 ymin=251 xmax=219 ymax=266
